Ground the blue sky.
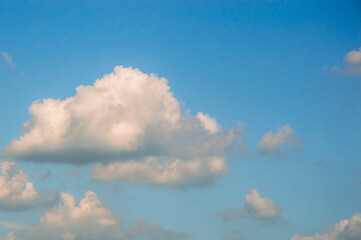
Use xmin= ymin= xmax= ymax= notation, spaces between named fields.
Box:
xmin=0 ymin=1 xmax=361 ymax=240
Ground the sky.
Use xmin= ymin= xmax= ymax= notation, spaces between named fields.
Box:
xmin=0 ymin=0 xmax=361 ymax=240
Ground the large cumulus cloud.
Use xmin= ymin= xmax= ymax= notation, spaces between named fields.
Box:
xmin=2 ymin=66 xmax=241 ymax=188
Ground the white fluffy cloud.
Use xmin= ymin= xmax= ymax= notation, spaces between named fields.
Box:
xmin=2 ymin=191 xmax=187 ymax=240
xmin=257 ymin=125 xmax=301 ymax=156
xmin=216 ymin=189 xmax=281 ymax=221
xmin=92 ymin=156 xmax=228 ymax=188
xmin=0 ymin=161 xmax=57 ymax=211
xmin=343 ymin=47 xmax=361 ymax=75
xmin=291 ymin=213 xmax=361 ymax=240
xmin=2 ymin=66 xmax=241 ymax=188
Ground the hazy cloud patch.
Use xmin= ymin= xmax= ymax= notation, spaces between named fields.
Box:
xmin=1 ymin=52 xmax=16 ymax=69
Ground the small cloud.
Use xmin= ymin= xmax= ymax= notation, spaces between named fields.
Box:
xmin=107 ymin=182 xmax=122 ymax=192
xmin=330 ymin=47 xmax=361 ymax=76
xmin=291 ymin=213 xmax=361 ymax=240
xmin=216 ymin=189 xmax=281 ymax=223
xmin=313 ymin=159 xmax=324 ymax=167
xmin=38 ymin=170 xmax=52 ymax=181
xmin=66 ymin=169 xmax=81 ymax=179
xmin=257 ymin=125 xmax=302 ymax=157
xmin=1 ymin=52 xmax=16 ymax=69
xmin=354 ymin=180 xmax=361 ymax=185
xmin=237 ymin=145 xmax=248 ymax=155
xmin=216 ymin=208 xmax=242 ymax=221
xmin=0 ymin=220 xmax=26 ymax=230
xmin=343 ymin=47 xmax=361 ymax=75
xmin=244 ymin=189 xmax=281 ymax=220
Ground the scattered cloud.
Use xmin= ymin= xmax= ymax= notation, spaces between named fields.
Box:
xmin=2 ymin=66 xmax=241 ymax=188
xmin=2 ymin=191 xmax=187 ymax=240
xmin=354 ymin=180 xmax=361 ymax=185
xmin=257 ymin=125 xmax=302 ymax=156
xmin=0 ymin=220 xmax=26 ymax=230
xmin=329 ymin=47 xmax=361 ymax=75
xmin=216 ymin=208 xmax=242 ymax=221
xmin=216 ymin=189 xmax=281 ymax=222
xmin=1 ymin=52 xmax=16 ymax=69
xmin=244 ymin=189 xmax=281 ymax=220
xmin=38 ymin=170 xmax=52 ymax=181
xmin=343 ymin=47 xmax=361 ymax=75
xmin=313 ymin=159 xmax=324 ymax=167
xmin=290 ymin=213 xmax=361 ymax=240
xmin=92 ymin=156 xmax=228 ymax=189
xmin=107 ymin=182 xmax=122 ymax=192
xmin=0 ymin=161 xmax=57 ymax=211
xmin=126 ymin=219 xmax=188 ymax=240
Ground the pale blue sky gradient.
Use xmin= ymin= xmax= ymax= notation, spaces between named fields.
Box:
xmin=0 ymin=1 xmax=361 ymax=240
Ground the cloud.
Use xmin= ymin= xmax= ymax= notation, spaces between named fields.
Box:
xmin=2 ymin=66 xmax=241 ymax=188
xmin=2 ymin=191 xmax=187 ymax=240
xmin=313 ymin=159 xmax=324 ymax=167
xmin=126 ymin=219 xmax=188 ymax=240
xmin=290 ymin=213 xmax=361 ymax=240
xmin=38 ymin=170 xmax=52 ymax=181
xmin=216 ymin=208 xmax=242 ymax=221
xmin=216 ymin=189 xmax=281 ymax=222
xmin=343 ymin=47 xmax=361 ymax=75
xmin=244 ymin=189 xmax=281 ymax=220
xmin=257 ymin=125 xmax=301 ymax=156
xmin=1 ymin=52 xmax=16 ymax=69
xmin=0 ymin=161 xmax=57 ymax=211
xmin=0 ymin=221 xmax=26 ymax=230
xmin=92 ymin=156 xmax=228 ymax=189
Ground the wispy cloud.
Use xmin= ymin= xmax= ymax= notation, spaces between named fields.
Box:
xmin=1 ymin=52 xmax=16 ymax=69
xmin=0 ymin=220 xmax=26 ymax=230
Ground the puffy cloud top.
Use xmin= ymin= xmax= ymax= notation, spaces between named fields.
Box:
xmin=2 ymin=66 xmax=241 ymax=188
xmin=2 ymin=191 xmax=187 ymax=240
xmin=244 ymin=189 xmax=281 ymax=220
xmin=3 ymin=66 xmax=241 ymax=164
xmin=92 ymin=156 xmax=228 ymax=188
xmin=291 ymin=213 xmax=361 ymax=240
xmin=0 ymin=161 xmax=57 ymax=211
xmin=344 ymin=47 xmax=361 ymax=75
xmin=216 ymin=188 xmax=281 ymax=222
xmin=257 ymin=125 xmax=301 ymax=156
